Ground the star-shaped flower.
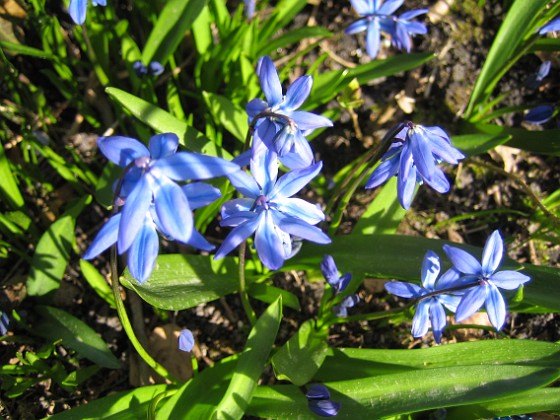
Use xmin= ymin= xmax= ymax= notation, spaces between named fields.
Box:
xmin=247 ymin=56 xmax=332 ymax=169
xmin=385 ymin=250 xmax=461 ymax=343
xmin=443 ymin=230 xmax=531 ymax=330
xmin=215 ymin=152 xmax=331 ymax=270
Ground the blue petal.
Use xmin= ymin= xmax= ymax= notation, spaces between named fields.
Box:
xmin=69 ymin=0 xmax=87 ymax=24
xmin=152 ymin=178 xmax=193 ymax=243
xmin=423 ymin=167 xmax=450 ymax=194
xmin=442 ymin=245 xmax=482 ymax=275
xmin=290 ymin=111 xmax=333 ymax=131
xmin=345 ymin=19 xmax=369 ymax=35
xmin=438 ymin=293 xmax=461 ymax=313
xmin=455 ymin=286 xmax=487 ymax=322
xmin=308 ymin=399 xmax=341 ymax=417
xmin=148 ymin=61 xmax=164 ymax=76
xmin=214 ymin=214 xmax=260 ymax=260
xmin=178 ymin=329 xmax=195 ymax=352
xmin=333 ymin=304 xmax=348 ymax=317
xmin=247 ymin=98 xmax=268 ymax=120
xmin=92 ymin=0 xmax=106 ymax=5
xmin=97 ymin=136 xmax=149 ymax=167
xmin=118 ymin=175 xmax=152 ymax=252
xmin=275 ymin=198 xmax=325 ymax=225
xmin=182 ymin=182 xmax=221 ymax=210
xmin=393 ymin=22 xmax=411 ymax=51
xmin=221 ymin=199 xmax=255 ymax=219
xmin=154 ymin=153 xmax=240 ymax=181
xmin=412 ymin=299 xmax=431 ymax=338
xmin=429 ymin=299 xmax=447 ymax=343
xmin=270 ymin=162 xmax=322 ymax=200
xmin=321 ymin=255 xmax=339 ymax=285
xmin=227 ymin=169 xmax=261 ymax=198
xmin=365 ymin=19 xmax=381 ymax=58
xmin=435 ymin=267 xmax=462 ymax=291
xmin=421 ymin=250 xmax=441 ymax=290
xmin=539 ymin=16 xmax=560 ymax=34
xmin=254 ymin=211 xmax=287 ymax=270
xmin=276 ymin=216 xmax=331 ymax=244
xmin=486 ymin=284 xmax=506 ymax=330
xmin=402 ymin=20 xmax=428 ymax=35
xmin=257 ymin=56 xmax=283 ymax=106
xmin=83 ymin=213 xmax=121 ymax=259
xmin=280 ymin=134 xmax=314 ymax=169
xmin=349 ymin=0 xmax=372 ymax=15
xmin=337 ymin=273 xmax=352 ymax=293
xmin=273 ymin=125 xmax=296 ymax=157
xmin=490 ymin=271 xmax=531 ymax=290
xmin=148 ymin=133 xmax=178 ymax=159
xmin=378 ymin=0 xmax=404 ymax=15
xmin=384 ymin=281 xmax=424 ymax=298
xmin=283 ymin=75 xmax=312 ymax=111
xmin=397 ymin=158 xmax=417 ymax=209
xmin=251 ymin=144 xmax=278 ymax=193
xmin=424 ymin=130 xmax=464 ymax=164
xmin=306 ymin=383 xmax=331 ymax=400
xmin=409 ymin=128 xmax=436 ymax=181
xmin=365 ymin=155 xmax=400 ymax=189
xmin=255 ymin=118 xmax=280 ymax=149
xmin=524 ymin=105 xmax=555 ymax=124
xmin=399 ymin=9 xmax=429 ymax=20
xmin=185 ymin=228 xmax=215 ymax=252
xmin=481 ymin=230 xmax=503 ymax=276
xmin=127 ymin=217 xmax=159 ymax=283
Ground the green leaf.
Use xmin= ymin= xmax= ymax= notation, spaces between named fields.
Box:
xmin=314 ymin=339 xmax=560 ymax=381
xmin=445 ymin=388 xmax=560 ymax=419
xmin=248 ymin=363 xmax=559 ymax=418
xmin=157 ymin=356 xmax=237 ymax=419
xmin=121 ymin=255 xmax=251 ymax=310
xmin=248 ymin=282 xmax=300 ymax=311
xmin=0 ymin=140 xmax=24 ymax=208
xmin=202 ymin=91 xmax=248 ymax=143
xmin=142 ymin=0 xmax=209 ymax=65
xmin=49 ymin=384 xmax=168 ymax=419
xmin=32 ymin=306 xmax=121 ymax=369
xmin=271 ymin=320 xmax=328 ymax=386
xmin=287 ymin=234 xmax=560 ymax=313
xmin=450 ymin=133 xmax=511 ymax=157
xmin=464 ymin=0 xmax=550 ymax=119
xmin=213 ymin=297 xmax=282 ymax=420
xmin=106 ymin=87 xmax=231 ymax=158
xmin=79 ymin=260 xmax=116 ymax=309
xmin=26 ymin=196 xmax=90 ymax=296
xmin=354 ymin=177 xmax=406 ymax=235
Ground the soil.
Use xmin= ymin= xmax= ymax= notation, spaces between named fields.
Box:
xmin=1 ymin=0 xmax=559 ymax=418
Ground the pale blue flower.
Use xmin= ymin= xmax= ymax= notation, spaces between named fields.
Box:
xmin=346 ymin=0 xmax=427 ymax=58
xmin=69 ymin=0 xmax=107 ymax=25
xmin=178 ymin=329 xmax=195 ymax=352
xmin=385 ymin=250 xmax=461 ymax=343
xmin=365 ymin=123 xmax=464 ymax=209
xmin=247 ymin=56 xmax=332 ymax=169
xmin=443 ymin=230 xmax=531 ymax=330
xmin=539 ymin=16 xmax=560 ymax=34
xmin=83 ymin=133 xmax=239 ymax=282
xmin=215 ymin=152 xmax=331 ymax=270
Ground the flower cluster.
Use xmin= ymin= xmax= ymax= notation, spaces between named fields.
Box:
xmin=386 ymin=231 xmax=530 ymax=343
xmin=306 ymin=384 xmax=341 ymax=417
xmin=132 ymin=60 xmax=165 ymax=78
xmin=215 ymin=57 xmax=333 ymax=270
xmin=83 ymin=133 xmax=239 ymax=282
xmin=346 ymin=0 xmax=428 ymax=59
xmin=69 ymin=0 xmax=106 ymax=25
xmin=365 ymin=122 xmax=465 ymax=209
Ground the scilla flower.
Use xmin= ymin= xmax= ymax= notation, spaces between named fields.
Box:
xmin=69 ymin=0 xmax=107 ymax=25
xmin=443 ymin=230 xmax=531 ymax=330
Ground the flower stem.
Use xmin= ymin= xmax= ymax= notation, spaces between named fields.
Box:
xmin=327 ymin=123 xmax=405 ymax=235
xmin=110 ymin=246 xmax=178 ymax=384
xmin=238 ymin=242 xmax=257 ymax=325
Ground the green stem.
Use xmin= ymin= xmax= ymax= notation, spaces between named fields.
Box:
xmin=82 ymin=27 xmax=110 ymax=86
xmin=328 ymin=306 xmax=404 ymax=325
xmin=328 ymin=123 xmax=404 ymax=235
xmin=238 ymin=242 xmax=257 ymax=325
xmin=110 ymin=246 xmax=178 ymax=383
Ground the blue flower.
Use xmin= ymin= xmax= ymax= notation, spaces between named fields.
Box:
xmin=539 ymin=16 xmax=560 ymax=34
xmin=346 ymin=0 xmax=427 ymax=58
xmin=321 ymin=255 xmax=352 ymax=294
xmin=524 ymin=104 xmax=555 ymax=125
xmin=525 ymin=61 xmax=551 ymax=90
xmin=178 ymin=329 xmax=195 ymax=352
xmin=247 ymin=56 xmax=332 ymax=169
xmin=244 ymin=0 xmax=256 ymax=18
xmin=83 ymin=133 xmax=239 ymax=282
xmin=215 ymin=152 xmax=331 ymax=270
xmin=132 ymin=61 xmax=165 ymax=77
xmin=365 ymin=123 xmax=464 ymax=209
xmin=443 ymin=230 xmax=531 ymax=330
xmin=0 ymin=311 xmax=9 ymax=336
xmin=385 ymin=251 xmax=461 ymax=343
xmin=306 ymin=384 xmax=340 ymax=417
xmin=333 ymin=294 xmax=360 ymax=318
xmin=69 ymin=0 xmax=106 ymax=25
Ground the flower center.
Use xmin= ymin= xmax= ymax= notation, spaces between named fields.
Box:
xmin=134 ymin=155 xmax=151 ymax=170
xmin=255 ymin=195 xmax=270 ymax=210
